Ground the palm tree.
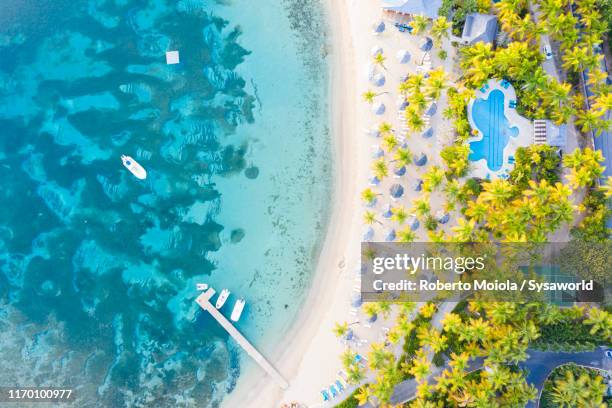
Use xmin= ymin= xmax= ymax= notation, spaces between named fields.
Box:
xmin=373 ymin=52 xmax=386 ymax=70
xmin=480 ymin=179 xmax=514 ymax=206
xmin=382 ymin=133 xmax=398 ymax=152
xmin=391 ymin=205 xmax=409 ymax=224
xmin=333 ymin=321 xmax=349 ymax=338
xmin=362 ymin=90 xmax=383 ymax=104
xmin=363 ymin=210 xmax=381 ymax=225
xmin=583 ymin=307 xmax=611 ymax=337
xmin=424 ymin=68 xmax=447 ymax=100
xmin=372 ymin=158 xmax=389 ymax=180
xmin=423 ymin=166 xmax=445 ymax=192
xmin=410 ymin=352 xmax=432 ymax=381
xmin=411 ymin=14 xmax=429 ymax=35
xmin=341 ymin=349 xmax=357 ymax=369
xmin=451 ymin=217 xmax=477 ymax=242
xmin=550 ymin=369 xmax=593 ymax=407
xmin=412 ymin=196 xmax=431 ymax=220
xmin=396 ymin=227 xmax=416 ymax=242
xmin=347 ymin=365 xmax=366 ymax=385
xmin=355 ymin=386 xmax=372 ymax=405
xmin=361 ymin=188 xmax=379 ymax=206
xmin=575 ymin=108 xmax=610 ymax=135
xmin=430 ymin=17 xmax=451 ymax=46
xmin=562 ymin=46 xmax=589 ymax=72
xmin=393 ymin=147 xmax=413 ymax=167
xmin=441 ymin=313 xmax=463 ymax=334
xmin=378 ymin=121 xmax=393 ymax=135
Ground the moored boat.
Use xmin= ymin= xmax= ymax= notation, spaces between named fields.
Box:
xmin=121 ymin=155 xmax=147 ymax=180
xmin=230 ymin=298 xmax=245 ymax=322
xmin=216 ymin=289 xmax=230 ymax=309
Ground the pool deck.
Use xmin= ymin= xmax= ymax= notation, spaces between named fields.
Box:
xmin=195 ymin=289 xmax=290 ymax=390
xmin=467 ymin=79 xmax=533 ymax=179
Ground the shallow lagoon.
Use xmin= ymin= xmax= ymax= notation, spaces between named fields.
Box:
xmin=0 ymin=0 xmax=330 ymax=406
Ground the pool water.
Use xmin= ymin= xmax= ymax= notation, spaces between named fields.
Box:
xmin=469 ymin=89 xmax=519 ymax=171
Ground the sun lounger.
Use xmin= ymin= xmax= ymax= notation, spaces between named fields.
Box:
xmin=321 ymin=390 xmax=330 ymax=401
xmin=335 ymin=380 xmax=345 ymax=392
xmin=330 ymin=385 xmax=339 ymax=398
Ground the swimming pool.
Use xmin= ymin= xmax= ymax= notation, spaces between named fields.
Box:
xmin=469 ymin=89 xmax=519 ymax=171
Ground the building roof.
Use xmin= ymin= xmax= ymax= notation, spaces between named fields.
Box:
xmin=381 ymin=0 xmax=442 ymax=19
xmin=461 ymin=13 xmax=498 ymax=45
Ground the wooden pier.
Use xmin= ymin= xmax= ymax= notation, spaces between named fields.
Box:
xmin=195 ymin=289 xmax=289 ymax=389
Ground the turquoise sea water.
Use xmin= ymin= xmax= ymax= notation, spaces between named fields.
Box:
xmin=0 ymin=0 xmax=331 ymax=406
xmin=469 ymin=89 xmax=518 ymax=171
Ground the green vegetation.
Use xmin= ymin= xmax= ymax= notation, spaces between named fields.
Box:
xmin=334 ymin=388 xmax=360 ymax=408
xmin=531 ymin=306 xmax=611 ymax=351
xmin=344 ymin=0 xmax=611 ymax=404
xmin=439 ymin=0 xmax=479 ymax=36
xmin=540 ymin=364 xmax=608 ymax=408
xmin=509 ymin=145 xmax=561 ymax=189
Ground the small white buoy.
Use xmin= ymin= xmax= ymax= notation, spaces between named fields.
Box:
xmin=196 ymin=283 xmax=208 ymax=291
xmin=166 ymin=50 xmax=180 ymax=65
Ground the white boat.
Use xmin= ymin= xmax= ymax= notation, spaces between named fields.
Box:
xmin=216 ymin=289 xmax=230 ymax=309
xmin=230 ymin=298 xmax=245 ymax=322
xmin=121 ymin=155 xmax=147 ymax=180
xmin=196 ymin=283 xmax=208 ymax=291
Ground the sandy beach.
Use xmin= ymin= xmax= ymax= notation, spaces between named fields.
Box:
xmin=220 ymin=0 xmax=368 ymax=406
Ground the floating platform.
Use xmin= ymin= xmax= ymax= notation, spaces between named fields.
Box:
xmin=166 ymin=50 xmax=180 ymax=64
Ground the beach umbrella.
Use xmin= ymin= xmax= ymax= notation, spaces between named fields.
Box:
xmin=394 ymin=165 xmax=406 ymax=176
xmin=408 ymin=216 xmax=420 ymax=231
xmin=397 ymin=99 xmax=409 ymax=110
xmin=372 ymin=146 xmax=384 ymax=158
xmin=372 ymin=102 xmax=386 ymax=115
xmin=382 ymin=204 xmax=393 ymax=218
xmin=412 ymin=178 xmax=423 ymax=192
xmin=437 ymin=212 xmax=450 ymax=224
xmin=367 ymin=313 xmax=378 ymax=323
xmin=385 ymin=229 xmax=396 ymax=242
xmin=390 ymin=183 xmax=404 ymax=198
xmin=371 ymin=73 xmax=385 ymax=86
xmin=400 ymin=72 xmax=410 ymax=82
xmin=363 ymin=227 xmax=374 ymax=242
xmin=422 ymin=127 xmax=433 ymax=139
xmin=371 ymin=46 xmax=383 ymax=57
xmin=351 ymin=293 xmax=363 ymax=307
xmin=420 ymin=37 xmax=433 ymax=51
xmin=372 ymin=21 xmax=385 ymax=33
xmin=414 ymin=152 xmax=427 ymax=166
xmin=425 ymin=102 xmax=437 ymax=116
xmin=369 ymin=175 xmax=380 ymax=186
xmin=365 ymin=127 xmax=380 ymax=137
xmin=396 ymin=49 xmax=410 ymax=64
xmin=345 ymin=329 xmax=355 ymax=341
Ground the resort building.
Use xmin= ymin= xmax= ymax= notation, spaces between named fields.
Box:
xmin=533 ymin=119 xmax=567 ymax=150
xmin=460 ymin=13 xmax=498 ymax=45
xmin=381 ymin=0 xmax=442 ymax=19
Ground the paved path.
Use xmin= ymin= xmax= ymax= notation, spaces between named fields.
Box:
xmin=387 ymin=347 xmax=608 ymax=406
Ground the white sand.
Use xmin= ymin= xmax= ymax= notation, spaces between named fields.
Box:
xmin=220 ymin=0 xmax=370 ymax=407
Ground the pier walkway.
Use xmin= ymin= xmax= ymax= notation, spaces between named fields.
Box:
xmin=195 ymin=290 xmax=289 ymax=389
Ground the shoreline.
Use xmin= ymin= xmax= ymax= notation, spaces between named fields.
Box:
xmin=220 ymin=0 xmax=361 ymax=406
